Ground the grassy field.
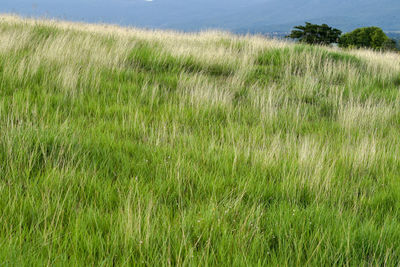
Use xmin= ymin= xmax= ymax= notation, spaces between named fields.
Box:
xmin=1 ymin=14 xmax=400 ymax=266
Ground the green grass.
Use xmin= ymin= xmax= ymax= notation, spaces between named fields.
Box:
xmin=1 ymin=15 xmax=400 ymax=266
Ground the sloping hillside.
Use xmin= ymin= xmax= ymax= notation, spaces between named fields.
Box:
xmin=1 ymin=15 xmax=400 ymax=265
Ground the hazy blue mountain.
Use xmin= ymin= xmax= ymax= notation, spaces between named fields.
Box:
xmin=2 ymin=0 xmax=399 ymax=33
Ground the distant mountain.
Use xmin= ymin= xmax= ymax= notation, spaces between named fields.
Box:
xmin=387 ymin=32 xmax=400 ymax=48
xmin=225 ymin=0 xmax=400 ymax=33
xmin=2 ymin=0 xmax=400 ymax=33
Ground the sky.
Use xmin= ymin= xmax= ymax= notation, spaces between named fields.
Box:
xmin=1 ymin=0 xmax=399 ymax=33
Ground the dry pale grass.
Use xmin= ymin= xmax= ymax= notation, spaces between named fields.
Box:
xmin=1 ymin=14 xmax=400 ymax=265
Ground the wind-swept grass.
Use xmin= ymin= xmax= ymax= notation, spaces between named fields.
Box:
xmin=1 ymin=14 xmax=400 ymax=266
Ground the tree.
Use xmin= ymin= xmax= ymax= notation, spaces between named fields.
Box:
xmin=383 ymin=38 xmax=398 ymax=51
xmin=286 ymin=22 xmax=342 ymax=45
xmin=338 ymin=27 xmax=397 ymax=50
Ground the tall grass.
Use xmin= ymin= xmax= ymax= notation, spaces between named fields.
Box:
xmin=1 ymin=14 xmax=400 ymax=266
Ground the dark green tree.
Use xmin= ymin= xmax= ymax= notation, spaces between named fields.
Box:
xmin=338 ymin=27 xmax=397 ymax=50
xmin=383 ymin=38 xmax=398 ymax=50
xmin=286 ymin=22 xmax=342 ymax=45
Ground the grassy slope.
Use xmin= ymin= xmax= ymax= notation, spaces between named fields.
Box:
xmin=1 ymin=15 xmax=400 ymax=266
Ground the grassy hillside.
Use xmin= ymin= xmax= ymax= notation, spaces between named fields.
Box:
xmin=1 ymin=15 xmax=400 ymax=266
